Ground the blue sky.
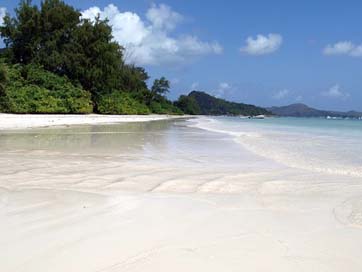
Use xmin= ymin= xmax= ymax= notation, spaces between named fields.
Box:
xmin=1 ymin=0 xmax=362 ymax=111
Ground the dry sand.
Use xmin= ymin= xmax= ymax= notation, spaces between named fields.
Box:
xmin=0 ymin=113 xmax=185 ymax=130
xmin=0 ymin=116 xmax=362 ymax=272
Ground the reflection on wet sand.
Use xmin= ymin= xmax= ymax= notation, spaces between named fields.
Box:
xmin=0 ymin=119 xmax=277 ymax=193
xmin=0 ymin=120 xmax=180 ymax=156
xmin=1 ymin=118 xmax=361 ymax=195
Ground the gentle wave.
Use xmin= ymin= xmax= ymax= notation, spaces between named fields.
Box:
xmin=189 ymin=117 xmax=362 ymax=178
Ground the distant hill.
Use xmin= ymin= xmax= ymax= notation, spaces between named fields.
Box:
xmin=175 ymin=91 xmax=270 ymax=116
xmin=268 ymin=103 xmax=362 ymax=118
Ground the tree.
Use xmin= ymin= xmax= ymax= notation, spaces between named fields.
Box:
xmin=36 ymin=0 xmax=81 ymax=73
xmin=0 ymin=0 xmax=41 ymax=64
xmin=63 ymin=17 xmax=125 ymax=99
xmin=0 ymin=0 xmax=185 ymax=115
xmin=97 ymin=92 xmax=150 ymax=115
xmin=0 ymin=0 xmax=126 ymax=99
xmin=174 ymin=95 xmax=201 ymax=115
xmin=0 ymin=64 xmax=6 ymax=92
xmin=150 ymin=77 xmax=170 ymax=103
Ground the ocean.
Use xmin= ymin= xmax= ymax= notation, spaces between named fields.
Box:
xmin=190 ymin=116 xmax=362 ymax=178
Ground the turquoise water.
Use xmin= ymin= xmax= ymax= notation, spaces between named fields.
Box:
xmin=216 ymin=116 xmax=362 ymax=137
xmin=190 ymin=117 xmax=362 ymax=177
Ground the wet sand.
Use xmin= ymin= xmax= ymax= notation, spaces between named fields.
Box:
xmin=1 ymin=119 xmax=362 ymax=271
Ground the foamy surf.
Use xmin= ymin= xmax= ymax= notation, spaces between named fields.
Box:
xmin=189 ymin=116 xmax=362 ymax=178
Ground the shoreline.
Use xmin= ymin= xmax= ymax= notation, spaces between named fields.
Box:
xmin=1 ymin=116 xmax=362 ymax=272
xmin=0 ymin=113 xmax=190 ymax=130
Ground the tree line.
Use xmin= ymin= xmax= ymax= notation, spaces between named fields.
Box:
xmin=0 ymin=0 xmax=270 ymax=116
xmin=0 ymin=0 xmax=182 ymax=114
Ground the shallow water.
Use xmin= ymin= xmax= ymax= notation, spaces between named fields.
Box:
xmin=0 ymin=117 xmax=361 ymax=195
xmin=190 ymin=117 xmax=362 ymax=178
xmin=0 ymin=119 xmax=284 ymax=194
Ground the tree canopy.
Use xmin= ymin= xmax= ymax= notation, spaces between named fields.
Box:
xmin=0 ymin=0 xmax=180 ymax=114
xmin=151 ymin=77 xmax=170 ymax=101
xmin=0 ymin=0 xmax=269 ymax=116
xmin=1 ymin=0 xmax=125 ymax=94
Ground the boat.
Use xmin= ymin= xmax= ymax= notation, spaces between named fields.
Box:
xmin=249 ymin=115 xmax=265 ymax=119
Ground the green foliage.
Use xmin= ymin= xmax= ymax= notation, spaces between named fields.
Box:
xmin=149 ymin=98 xmax=183 ymax=115
xmin=123 ymin=66 xmax=149 ymax=91
xmin=3 ymin=0 xmax=270 ymax=117
xmin=0 ymin=63 xmax=7 ymax=110
xmin=176 ymin=91 xmax=270 ymax=116
xmin=0 ymin=0 xmax=268 ymax=115
xmin=97 ymin=92 xmax=150 ymax=115
xmin=0 ymin=63 xmax=6 ymax=95
xmin=5 ymin=85 xmax=68 ymax=113
xmin=64 ymin=18 xmax=125 ymax=96
xmin=1 ymin=0 xmax=126 ymax=95
xmin=150 ymin=77 xmax=170 ymax=104
xmin=151 ymin=77 xmax=170 ymax=96
xmin=174 ymin=95 xmax=201 ymax=115
xmin=147 ymin=77 xmax=183 ymax=115
xmin=0 ymin=0 xmax=267 ymax=117
xmin=0 ymin=63 xmax=93 ymax=113
xmin=0 ymin=0 xmax=158 ymax=114
xmin=0 ymin=0 xmax=41 ymax=64
xmin=121 ymin=65 xmax=150 ymax=103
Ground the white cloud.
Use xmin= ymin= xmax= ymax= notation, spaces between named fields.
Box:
xmin=295 ymin=95 xmax=303 ymax=102
xmin=273 ymin=89 xmax=289 ymax=99
xmin=219 ymin=82 xmax=230 ymax=89
xmin=322 ymin=84 xmax=350 ymax=99
xmin=214 ymin=82 xmax=232 ymax=98
xmin=146 ymin=4 xmax=182 ymax=31
xmin=0 ymin=7 xmax=6 ymax=26
xmin=323 ymin=41 xmax=362 ymax=57
xmin=191 ymin=82 xmax=199 ymax=90
xmin=350 ymin=45 xmax=362 ymax=57
xmin=323 ymin=41 xmax=354 ymax=55
xmin=240 ymin=33 xmax=283 ymax=55
xmin=82 ymin=4 xmax=222 ymax=66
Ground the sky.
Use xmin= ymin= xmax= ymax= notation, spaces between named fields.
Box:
xmin=1 ymin=0 xmax=362 ymax=111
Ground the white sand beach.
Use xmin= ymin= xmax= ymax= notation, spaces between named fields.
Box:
xmin=1 ymin=116 xmax=362 ymax=272
xmin=0 ymin=113 xmax=186 ymax=130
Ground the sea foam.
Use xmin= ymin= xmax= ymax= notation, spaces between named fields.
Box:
xmin=189 ymin=116 xmax=362 ymax=178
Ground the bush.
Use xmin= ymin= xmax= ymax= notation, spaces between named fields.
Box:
xmin=174 ymin=95 xmax=201 ymax=115
xmin=5 ymin=85 xmax=67 ymax=113
xmin=0 ymin=64 xmax=93 ymax=113
xmin=149 ymin=98 xmax=184 ymax=115
xmin=97 ymin=92 xmax=150 ymax=115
